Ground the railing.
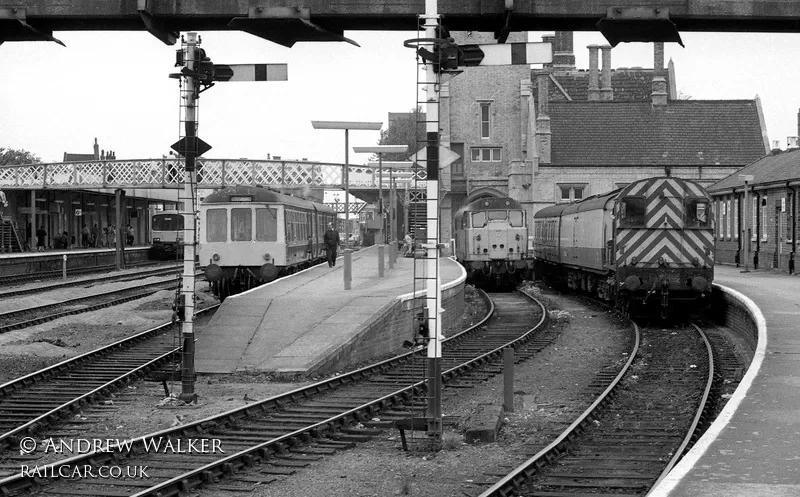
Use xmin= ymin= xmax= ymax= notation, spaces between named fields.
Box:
xmin=0 ymin=158 xmax=420 ymax=190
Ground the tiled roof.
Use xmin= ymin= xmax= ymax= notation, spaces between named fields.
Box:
xmin=545 ymin=69 xmax=671 ymax=102
xmin=548 ymin=100 xmax=768 ymax=167
xmin=708 ymin=148 xmax=800 ymax=192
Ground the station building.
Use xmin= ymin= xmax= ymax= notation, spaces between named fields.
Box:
xmin=709 ymin=139 xmax=800 ymax=274
xmin=432 ymin=31 xmax=770 ymax=241
xmin=0 ymin=139 xmax=178 ymax=252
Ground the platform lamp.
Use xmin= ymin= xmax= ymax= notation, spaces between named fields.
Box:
xmin=739 ymin=174 xmax=754 ymax=273
xmin=352 ymin=145 xmax=409 ymax=274
xmin=311 ymin=121 xmax=383 ymax=290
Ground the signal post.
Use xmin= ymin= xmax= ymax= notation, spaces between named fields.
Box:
xmin=170 ymin=32 xmax=286 ymax=402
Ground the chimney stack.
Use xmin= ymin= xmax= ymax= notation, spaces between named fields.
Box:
xmin=600 ymin=45 xmax=613 ymax=101
xmin=587 ymin=45 xmax=600 ymax=101
xmin=93 ymin=138 xmax=99 ymax=160
xmin=654 ymin=42 xmax=665 ymax=73
xmin=651 ymin=76 xmax=668 ymax=107
xmin=552 ymin=31 xmax=575 ymax=70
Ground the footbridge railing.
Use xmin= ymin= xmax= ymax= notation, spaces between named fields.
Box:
xmin=0 ymin=158 xmax=419 ymax=190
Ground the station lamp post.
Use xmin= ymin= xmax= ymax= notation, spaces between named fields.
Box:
xmin=311 ymin=121 xmax=383 ymax=290
xmin=353 ymin=145 xmax=409 ymax=274
xmin=739 ymin=174 xmax=754 ymax=273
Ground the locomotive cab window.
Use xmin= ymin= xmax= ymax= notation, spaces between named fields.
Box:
xmin=487 ymin=210 xmax=507 ymax=221
xmin=471 ymin=212 xmax=487 ymax=228
xmin=686 ymin=199 xmax=710 ymax=228
xmin=509 ymin=210 xmax=523 ymax=227
xmin=619 ymin=197 xmax=646 ymax=227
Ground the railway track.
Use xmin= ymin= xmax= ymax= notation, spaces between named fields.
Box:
xmin=0 ymin=290 xmax=552 ymax=496
xmin=475 ymin=320 xmax=723 ymax=497
xmin=0 ymin=280 xmax=184 ymax=334
xmin=0 ymin=260 xmax=171 ymax=287
xmin=0 ymin=306 xmax=219 ymax=456
xmin=0 ymin=265 xmax=187 ymax=299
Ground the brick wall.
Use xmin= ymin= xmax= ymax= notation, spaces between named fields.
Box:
xmin=709 ymin=285 xmax=758 ymax=354
xmin=309 ymin=267 xmax=467 ymax=375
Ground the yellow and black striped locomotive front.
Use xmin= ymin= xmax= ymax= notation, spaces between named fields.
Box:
xmin=454 ymin=197 xmax=530 ymax=285
xmin=614 ymin=177 xmax=714 ymax=308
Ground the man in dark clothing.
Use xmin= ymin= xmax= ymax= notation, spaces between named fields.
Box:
xmin=323 ymin=223 xmax=340 ymax=267
xmin=35 ymin=226 xmax=47 ymax=252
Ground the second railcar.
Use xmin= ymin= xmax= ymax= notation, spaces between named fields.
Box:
xmin=199 ymin=186 xmax=338 ymax=300
xmin=150 ymin=210 xmax=185 ymax=259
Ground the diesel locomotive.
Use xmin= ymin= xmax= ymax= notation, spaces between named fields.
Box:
xmin=453 ymin=196 xmax=533 ymax=286
xmin=199 ymin=186 xmax=337 ymax=301
xmin=533 ymin=177 xmax=715 ymax=317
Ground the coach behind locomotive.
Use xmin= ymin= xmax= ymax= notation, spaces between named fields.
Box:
xmin=453 ymin=196 xmax=532 ymax=286
xmin=534 ymin=177 xmax=714 ymax=317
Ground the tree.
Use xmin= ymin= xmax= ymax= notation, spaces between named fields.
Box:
xmin=377 ymin=107 xmax=426 ymax=161
xmin=0 ymin=147 xmax=42 ymax=166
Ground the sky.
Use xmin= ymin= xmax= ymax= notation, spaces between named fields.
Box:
xmin=2 ymin=29 xmax=800 ymax=165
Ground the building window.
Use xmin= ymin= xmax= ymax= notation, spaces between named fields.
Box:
xmin=726 ymin=200 xmax=732 ymax=239
xmin=718 ymin=201 xmax=724 ymax=238
xmin=558 ymin=184 xmax=586 ymax=203
xmin=761 ymin=197 xmax=768 ymax=241
xmin=451 ymin=143 xmax=464 ymax=177
xmin=480 ymin=102 xmax=491 ymax=139
xmin=734 ymin=197 xmax=738 ymax=239
xmin=470 ymin=147 xmax=502 ymax=162
xmin=752 ymin=198 xmax=758 ymax=241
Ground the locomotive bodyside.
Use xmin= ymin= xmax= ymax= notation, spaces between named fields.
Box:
xmin=199 ymin=186 xmax=337 ymax=300
xmin=453 ymin=196 xmax=530 ymax=285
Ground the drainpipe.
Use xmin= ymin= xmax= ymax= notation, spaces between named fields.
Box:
xmin=791 ymin=184 xmax=798 ymax=274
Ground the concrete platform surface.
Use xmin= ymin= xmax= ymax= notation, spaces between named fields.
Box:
xmin=652 ymin=265 xmax=800 ymax=497
xmin=195 ymin=246 xmax=464 ymax=375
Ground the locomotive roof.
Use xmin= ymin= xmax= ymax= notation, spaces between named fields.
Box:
xmin=201 ymin=186 xmax=336 ymax=214
xmin=455 ymin=196 xmax=523 ymax=216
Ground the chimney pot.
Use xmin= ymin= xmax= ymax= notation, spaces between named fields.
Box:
xmin=651 ymin=76 xmax=668 ymax=106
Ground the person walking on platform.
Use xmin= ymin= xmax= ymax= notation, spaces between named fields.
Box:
xmin=403 ymin=233 xmax=413 ymax=257
xmin=323 ymin=223 xmax=340 ymax=268
xmin=81 ymin=224 xmax=90 ymax=248
xmin=35 ymin=226 xmax=47 ymax=252
xmin=91 ymin=224 xmax=100 ymax=247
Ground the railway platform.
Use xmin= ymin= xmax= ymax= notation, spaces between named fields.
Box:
xmin=195 ymin=245 xmax=466 ymax=376
xmin=652 ymin=264 xmax=800 ymax=497
xmin=0 ymin=246 xmax=153 ymax=278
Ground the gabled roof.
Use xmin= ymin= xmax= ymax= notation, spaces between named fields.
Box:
xmin=708 ymin=148 xmax=800 ymax=192
xmin=548 ymin=100 xmax=768 ymax=167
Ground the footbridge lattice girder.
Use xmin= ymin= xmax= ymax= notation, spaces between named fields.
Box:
xmin=0 ymin=158 xmax=419 ymax=191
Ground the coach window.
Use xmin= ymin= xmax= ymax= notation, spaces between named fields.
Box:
xmin=231 ymin=208 xmax=252 ymax=241
xmin=255 ymin=208 xmax=278 ymax=242
xmin=471 ymin=211 xmax=487 ymax=228
xmin=686 ymin=198 xmax=710 ymax=228
xmin=619 ymin=197 xmax=646 ymax=227
xmin=509 ymin=210 xmax=523 ymax=227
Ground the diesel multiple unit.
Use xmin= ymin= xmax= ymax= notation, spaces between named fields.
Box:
xmin=533 ymin=177 xmax=714 ymax=316
xmin=199 ymin=186 xmax=337 ymax=300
